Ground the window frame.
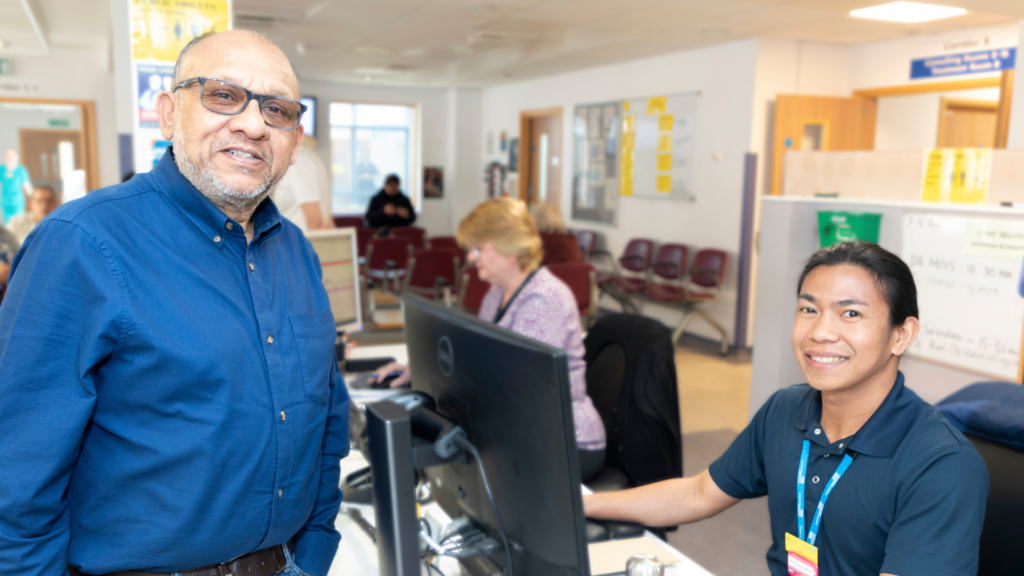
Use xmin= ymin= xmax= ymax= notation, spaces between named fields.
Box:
xmin=328 ymin=99 xmax=421 ymax=216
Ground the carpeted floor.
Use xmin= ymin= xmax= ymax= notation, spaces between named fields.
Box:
xmin=666 ymin=429 xmax=772 ymax=576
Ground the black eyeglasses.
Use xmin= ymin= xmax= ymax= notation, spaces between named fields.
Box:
xmin=174 ymin=77 xmax=307 ymax=130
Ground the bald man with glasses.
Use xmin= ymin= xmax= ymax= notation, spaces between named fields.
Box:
xmin=0 ymin=31 xmax=349 ymax=576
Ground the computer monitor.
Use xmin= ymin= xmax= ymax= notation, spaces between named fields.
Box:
xmin=403 ymin=294 xmax=591 ymax=576
xmin=300 ymin=96 xmax=316 ymax=137
xmin=306 ymin=228 xmax=361 ymax=332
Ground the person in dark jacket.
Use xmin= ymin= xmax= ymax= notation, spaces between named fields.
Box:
xmin=532 ymin=204 xmax=582 ymax=265
xmin=364 ymin=174 xmax=416 ymax=229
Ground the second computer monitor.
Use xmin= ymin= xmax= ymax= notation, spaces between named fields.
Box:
xmin=403 ymin=294 xmax=590 ymax=576
xmin=306 ymin=227 xmax=361 ymax=333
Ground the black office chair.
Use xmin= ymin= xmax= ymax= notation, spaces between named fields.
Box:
xmin=965 ymin=433 xmax=1024 ymax=576
xmin=936 ymin=382 xmax=1024 ymax=576
xmin=582 ymin=313 xmax=684 ymax=542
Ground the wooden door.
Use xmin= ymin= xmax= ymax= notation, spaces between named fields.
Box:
xmin=770 ymin=95 xmax=877 ymax=195
xmin=518 ymin=107 xmax=563 ymax=207
xmin=20 ymin=129 xmax=83 ymax=195
xmin=937 ymin=98 xmax=997 ymax=148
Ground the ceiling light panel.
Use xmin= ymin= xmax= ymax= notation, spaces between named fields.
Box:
xmin=850 ymin=2 xmax=967 ymax=23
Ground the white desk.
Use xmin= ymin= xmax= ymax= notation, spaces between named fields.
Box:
xmin=331 ymin=344 xmax=714 ymax=576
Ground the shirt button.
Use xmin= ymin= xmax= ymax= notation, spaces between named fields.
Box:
xmin=278 ymin=489 xmax=282 ymax=499
xmin=823 ymin=453 xmax=830 ymax=458
xmin=839 ymin=443 xmax=845 ymax=449
xmin=812 ymin=476 xmax=820 ymax=484
xmin=249 ymin=262 xmax=255 ymax=272
xmin=280 ymin=411 xmax=286 ymax=421
xmin=213 ymin=235 xmax=222 ymax=243
xmin=267 ymin=335 xmax=274 ymax=344
xmin=225 ymin=222 xmax=234 ymax=230
xmin=814 ymin=428 xmax=821 ymax=435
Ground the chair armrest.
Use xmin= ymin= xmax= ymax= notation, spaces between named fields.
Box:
xmin=651 ymin=262 xmax=679 ymax=275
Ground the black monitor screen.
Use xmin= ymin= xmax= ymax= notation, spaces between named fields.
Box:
xmin=300 ymin=96 xmax=316 ymax=137
xmin=403 ymin=294 xmax=590 ymax=576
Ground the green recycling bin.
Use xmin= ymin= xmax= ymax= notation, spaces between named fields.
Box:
xmin=817 ymin=211 xmax=882 ymax=248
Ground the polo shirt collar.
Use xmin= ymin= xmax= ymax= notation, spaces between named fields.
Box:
xmin=152 ymin=147 xmax=282 ymax=247
xmin=794 ymin=371 xmax=923 ymax=459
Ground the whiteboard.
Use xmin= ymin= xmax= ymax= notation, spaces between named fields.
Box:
xmin=901 ymin=213 xmax=1024 ymax=381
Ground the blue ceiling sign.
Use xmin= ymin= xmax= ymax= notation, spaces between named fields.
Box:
xmin=910 ymin=47 xmax=1015 ymax=80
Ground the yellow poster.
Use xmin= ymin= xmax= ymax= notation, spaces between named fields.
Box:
xmin=131 ymin=0 xmax=232 ymax=62
xmin=921 ymin=149 xmax=946 ymax=203
xmin=647 ymin=96 xmax=667 ymax=115
xmin=921 ymin=148 xmax=991 ymax=204
xmin=657 ymin=134 xmax=672 ymax=152
xmin=620 ymin=112 xmax=635 ymax=197
xmin=658 ymin=114 xmax=674 ymax=131
xmin=656 ymin=175 xmax=672 ymax=193
xmin=657 ymin=154 xmax=672 ymax=171
xmin=949 ymin=148 xmax=990 ymax=204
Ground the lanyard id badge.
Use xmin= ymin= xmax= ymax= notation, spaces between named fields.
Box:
xmin=786 ymin=439 xmax=855 ymax=576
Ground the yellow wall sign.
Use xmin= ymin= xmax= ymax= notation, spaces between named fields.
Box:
xmin=131 ymin=0 xmax=232 ymax=62
xmin=921 ymin=148 xmax=991 ymax=204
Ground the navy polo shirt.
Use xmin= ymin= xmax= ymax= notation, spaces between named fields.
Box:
xmin=709 ymin=372 xmax=988 ymax=576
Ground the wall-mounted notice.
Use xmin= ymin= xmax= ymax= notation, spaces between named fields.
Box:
xmin=130 ymin=0 xmax=232 ymax=62
xmin=902 ymin=213 xmax=1024 ymax=381
xmin=921 ymin=148 xmax=990 ymax=204
xmin=571 ymin=101 xmax=619 ymax=225
xmin=910 ymin=47 xmax=1016 ymax=80
xmin=619 ymin=91 xmax=698 ymax=201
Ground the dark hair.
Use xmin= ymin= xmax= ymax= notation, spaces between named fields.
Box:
xmin=797 ymin=241 xmax=918 ymax=326
xmin=385 ymin=174 xmax=400 ymax=185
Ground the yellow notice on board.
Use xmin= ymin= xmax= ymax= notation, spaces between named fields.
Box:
xmin=656 ymin=175 xmax=672 ymax=193
xmin=921 ymin=148 xmax=991 ymax=204
xmin=621 ymin=115 xmax=635 ymax=134
xmin=623 ymin=101 xmax=630 ymax=112
xmin=647 ymin=96 xmax=667 ymax=115
xmin=131 ymin=0 xmax=231 ymax=61
xmin=921 ymin=149 xmax=946 ymax=202
xmin=657 ymin=134 xmax=673 ymax=152
xmin=949 ymin=148 xmax=991 ymax=204
xmin=659 ymin=114 xmax=674 ymax=131
xmin=657 ymin=154 xmax=672 ymax=171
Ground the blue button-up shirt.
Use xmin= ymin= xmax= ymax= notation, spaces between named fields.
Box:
xmin=0 ymin=149 xmax=350 ymax=576
xmin=710 ymin=372 xmax=988 ymax=576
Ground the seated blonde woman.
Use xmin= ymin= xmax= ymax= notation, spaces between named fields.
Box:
xmin=372 ymin=197 xmax=607 ymax=482
xmin=532 ymin=204 xmax=583 ymax=265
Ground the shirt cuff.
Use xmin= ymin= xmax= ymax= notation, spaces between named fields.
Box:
xmin=293 ymin=529 xmax=341 ymax=576
xmin=707 ymin=460 xmax=756 ymax=500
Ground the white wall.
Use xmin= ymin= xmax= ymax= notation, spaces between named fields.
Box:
xmin=0 ymin=45 xmax=119 ymax=189
xmin=297 ymin=80 xmax=482 ymax=237
xmin=481 ymin=39 xmax=760 ymax=343
xmin=875 ymin=87 xmax=1001 ymax=150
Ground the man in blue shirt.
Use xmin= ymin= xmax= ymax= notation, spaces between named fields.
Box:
xmin=584 ymin=242 xmax=989 ymax=576
xmin=0 ymin=31 xmax=348 ymax=576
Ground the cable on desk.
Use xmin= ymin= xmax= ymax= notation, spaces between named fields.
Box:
xmin=425 ymin=561 xmax=446 ymax=576
xmin=452 ymin=435 xmax=514 ymax=576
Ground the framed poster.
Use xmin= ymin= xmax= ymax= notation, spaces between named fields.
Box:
xmin=571 ymin=102 xmax=618 ymax=225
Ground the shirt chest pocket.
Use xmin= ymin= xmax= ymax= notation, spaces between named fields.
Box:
xmin=289 ymin=312 xmax=337 ymax=405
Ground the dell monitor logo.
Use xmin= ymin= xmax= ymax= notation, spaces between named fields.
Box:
xmin=437 ymin=336 xmax=454 ymax=376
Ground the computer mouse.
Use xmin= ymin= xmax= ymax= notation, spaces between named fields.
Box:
xmin=389 ymin=390 xmax=437 ymax=412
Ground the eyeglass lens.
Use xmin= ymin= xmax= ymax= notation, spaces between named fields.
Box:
xmin=200 ymin=79 xmax=303 ymax=129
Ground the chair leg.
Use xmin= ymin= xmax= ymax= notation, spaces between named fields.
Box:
xmin=672 ymin=310 xmax=695 ymax=344
xmin=693 ymin=309 xmax=730 ymax=356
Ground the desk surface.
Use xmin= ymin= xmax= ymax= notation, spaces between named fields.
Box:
xmin=332 ymin=344 xmax=714 ymax=576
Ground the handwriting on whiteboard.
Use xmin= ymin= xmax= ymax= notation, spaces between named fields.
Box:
xmin=902 ymin=213 xmax=1024 ymax=380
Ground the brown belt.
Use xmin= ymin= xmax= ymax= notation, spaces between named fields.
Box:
xmin=68 ymin=544 xmax=287 ymax=576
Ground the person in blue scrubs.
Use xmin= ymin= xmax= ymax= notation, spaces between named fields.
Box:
xmin=584 ymin=241 xmax=989 ymax=576
xmin=0 ymin=148 xmax=32 ymax=223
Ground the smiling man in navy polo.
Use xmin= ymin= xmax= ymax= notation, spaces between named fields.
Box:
xmin=585 ymin=241 xmax=989 ymax=576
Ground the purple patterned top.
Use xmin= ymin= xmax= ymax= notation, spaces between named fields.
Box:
xmin=478 ymin=267 xmax=607 ymax=450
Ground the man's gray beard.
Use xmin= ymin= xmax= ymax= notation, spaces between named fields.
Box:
xmin=172 ymin=125 xmax=279 ymax=217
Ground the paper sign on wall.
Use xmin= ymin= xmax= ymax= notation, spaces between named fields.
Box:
xmin=921 ymin=148 xmax=991 ymax=204
xmin=131 ymin=0 xmax=232 ymax=62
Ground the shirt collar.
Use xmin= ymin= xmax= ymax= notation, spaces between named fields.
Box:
xmin=794 ymin=371 xmax=923 ymax=459
xmin=152 ymin=147 xmax=282 ymax=247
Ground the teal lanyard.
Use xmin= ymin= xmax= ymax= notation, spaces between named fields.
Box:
xmin=796 ymin=439 xmax=855 ymax=546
